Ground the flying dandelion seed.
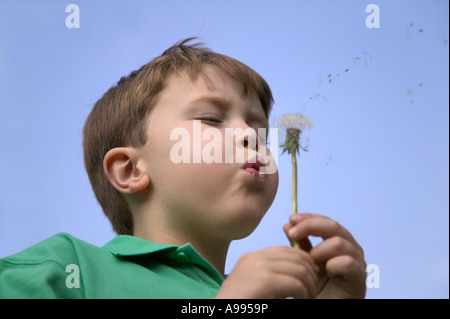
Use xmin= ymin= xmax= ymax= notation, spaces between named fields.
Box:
xmin=406 ymin=22 xmax=424 ymax=39
xmin=407 ymin=83 xmax=424 ymax=104
xmin=407 ymin=88 xmax=414 ymax=104
xmin=302 ymin=51 xmax=372 ymax=108
xmin=310 ymin=94 xmax=324 ymax=101
xmin=325 ymin=155 xmax=333 ymax=166
xmin=362 ymin=52 xmax=372 ymax=66
xmin=363 ymin=52 xmax=373 ymax=62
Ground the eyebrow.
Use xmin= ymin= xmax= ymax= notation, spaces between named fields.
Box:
xmin=187 ymin=95 xmax=269 ymax=127
xmin=188 ymin=96 xmax=232 ymax=110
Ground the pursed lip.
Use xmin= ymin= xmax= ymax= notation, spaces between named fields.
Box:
xmin=240 ymin=156 xmax=266 ymax=182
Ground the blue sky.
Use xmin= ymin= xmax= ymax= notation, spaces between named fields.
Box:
xmin=0 ymin=0 xmax=448 ymax=299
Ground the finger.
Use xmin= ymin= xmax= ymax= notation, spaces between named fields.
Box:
xmin=261 ymin=246 xmax=319 ymax=274
xmin=288 ymin=215 xmax=361 ymax=250
xmin=324 ymin=255 xmax=367 ymax=298
xmin=270 ymin=273 xmax=316 ymax=299
xmin=289 ymin=212 xmax=331 ymax=225
xmin=268 ymin=260 xmax=319 ymax=298
xmin=244 ymin=247 xmax=319 ymax=299
xmin=309 ymin=236 xmax=365 ymax=265
xmin=283 ymin=223 xmax=314 ymax=252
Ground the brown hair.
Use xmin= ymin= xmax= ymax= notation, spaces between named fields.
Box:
xmin=83 ymin=37 xmax=274 ymax=235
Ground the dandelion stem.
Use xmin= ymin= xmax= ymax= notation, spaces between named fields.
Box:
xmin=291 ymin=151 xmax=301 ymax=249
xmin=291 ymin=151 xmax=297 ymax=216
xmin=278 ymin=113 xmax=312 ymax=250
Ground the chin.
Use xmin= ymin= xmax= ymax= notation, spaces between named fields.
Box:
xmin=219 ymin=204 xmax=266 ymax=240
xmin=220 ymin=223 xmax=260 ymax=241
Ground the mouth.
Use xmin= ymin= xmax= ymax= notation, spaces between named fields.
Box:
xmin=240 ymin=157 xmax=266 ymax=182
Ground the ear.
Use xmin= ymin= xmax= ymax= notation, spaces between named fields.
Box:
xmin=103 ymin=147 xmax=150 ymax=194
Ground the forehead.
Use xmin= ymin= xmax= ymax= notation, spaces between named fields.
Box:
xmin=159 ymin=67 xmax=265 ymax=116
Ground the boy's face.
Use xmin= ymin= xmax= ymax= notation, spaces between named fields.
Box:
xmin=138 ymin=67 xmax=278 ymax=241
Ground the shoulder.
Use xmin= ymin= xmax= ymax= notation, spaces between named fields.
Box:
xmin=1 ymin=233 xmax=97 ymax=266
xmin=0 ymin=233 xmax=101 ymax=298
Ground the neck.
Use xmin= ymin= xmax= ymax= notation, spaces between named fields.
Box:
xmin=133 ymin=214 xmax=231 ymax=277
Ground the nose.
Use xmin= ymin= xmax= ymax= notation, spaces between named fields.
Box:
xmin=234 ymin=125 xmax=259 ymax=152
xmin=223 ymin=121 xmax=260 ymax=165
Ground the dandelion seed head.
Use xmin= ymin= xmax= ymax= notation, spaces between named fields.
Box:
xmin=277 ymin=113 xmax=313 ymax=155
xmin=277 ymin=113 xmax=313 ymax=132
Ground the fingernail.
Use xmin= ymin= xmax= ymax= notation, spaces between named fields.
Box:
xmin=288 ymin=227 xmax=298 ymax=238
xmin=290 ymin=214 xmax=302 ymax=223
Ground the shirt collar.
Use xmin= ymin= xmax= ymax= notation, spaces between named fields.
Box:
xmin=102 ymin=235 xmax=224 ymax=285
xmin=102 ymin=235 xmax=178 ymax=257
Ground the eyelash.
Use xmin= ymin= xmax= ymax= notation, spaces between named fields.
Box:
xmin=194 ymin=117 xmax=269 ymax=146
xmin=196 ymin=116 xmax=222 ymax=124
xmin=195 ymin=116 xmax=267 ymax=133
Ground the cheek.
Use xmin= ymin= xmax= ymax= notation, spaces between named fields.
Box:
xmin=147 ymin=125 xmax=229 ymax=192
xmin=162 ymin=161 xmax=232 ymax=201
xmin=264 ymin=170 xmax=279 ymax=209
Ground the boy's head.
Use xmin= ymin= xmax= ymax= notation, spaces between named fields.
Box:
xmin=83 ymin=38 xmax=278 ymax=238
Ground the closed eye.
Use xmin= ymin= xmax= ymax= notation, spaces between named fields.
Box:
xmin=195 ymin=117 xmax=222 ymax=125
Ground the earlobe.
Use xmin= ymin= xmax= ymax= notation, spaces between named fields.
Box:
xmin=103 ymin=147 xmax=150 ymax=194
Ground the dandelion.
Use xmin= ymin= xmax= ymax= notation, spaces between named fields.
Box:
xmin=277 ymin=113 xmax=313 ymax=249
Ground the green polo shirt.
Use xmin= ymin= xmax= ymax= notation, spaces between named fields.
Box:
xmin=0 ymin=233 xmax=223 ymax=298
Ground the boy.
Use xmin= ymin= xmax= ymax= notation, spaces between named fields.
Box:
xmin=0 ymin=38 xmax=366 ymax=298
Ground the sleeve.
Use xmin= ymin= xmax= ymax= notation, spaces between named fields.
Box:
xmin=0 ymin=259 xmax=83 ymax=299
